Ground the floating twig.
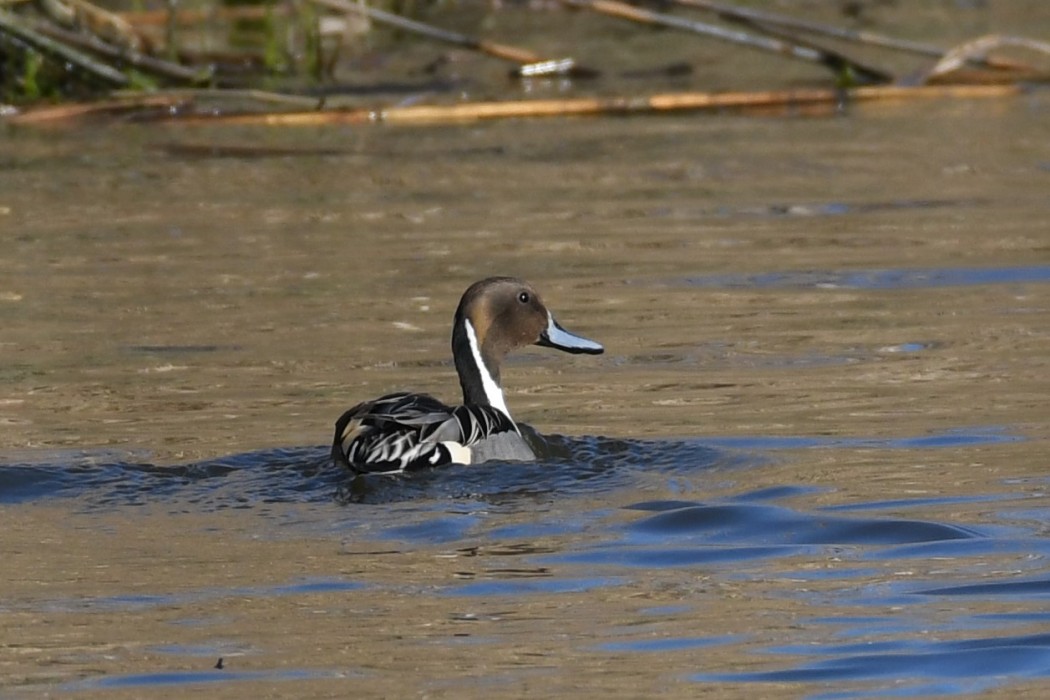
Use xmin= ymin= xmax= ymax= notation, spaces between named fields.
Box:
xmin=151 ymin=83 xmax=1020 ymax=127
xmin=384 ymin=83 xmax=1020 ymax=122
xmin=669 ymin=0 xmax=945 ymax=58
xmin=4 ymin=93 xmax=184 ymax=124
xmin=924 ymin=34 xmax=1050 ymax=80
xmin=28 ymin=17 xmax=209 ymax=84
xmin=559 ymin=0 xmax=890 ymax=83
xmin=2 ymin=82 xmax=1023 ymax=127
xmin=309 ymin=0 xmax=544 ymax=65
xmin=669 ymin=0 xmax=1043 ymax=76
xmin=0 ymin=8 xmax=130 ymax=86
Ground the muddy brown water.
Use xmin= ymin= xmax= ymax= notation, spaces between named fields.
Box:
xmin=2 ymin=39 xmax=1050 ymax=700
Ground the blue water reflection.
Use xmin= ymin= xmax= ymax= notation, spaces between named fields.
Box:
xmin=672 ymin=265 xmax=1050 ymax=290
xmin=5 ymin=424 xmax=1049 ymax=697
xmin=0 ymin=427 xmax=1019 ymax=507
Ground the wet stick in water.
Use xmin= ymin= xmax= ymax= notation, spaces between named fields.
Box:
xmin=671 ymin=0 xmax=1049 ymax=76
xmin=102 ymin=83 xmax=1016 ymax=127
xmin=0 ymin=8 xmax=130 ymax=87
xmin=3 ymin=93 xmax=184 ymax=125
xmin=308 ymin=0 xmax=567 ymax=67
xmin=669 ymin=0 xmax=947 ymax=58
xmin=26 ymin=17 xmax=208 ymax=85
xmin=558 ymin=0 xmax=891 ymax=84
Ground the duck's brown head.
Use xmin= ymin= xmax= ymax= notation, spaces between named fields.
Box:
xmin=451 ymin=277 xmax=603 ymax=415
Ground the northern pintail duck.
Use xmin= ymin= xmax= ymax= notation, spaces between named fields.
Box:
xmin=332 ymin=277 xmax=603 ymax=474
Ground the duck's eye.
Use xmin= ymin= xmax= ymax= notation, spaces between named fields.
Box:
xmin=518 ymin=291 xmax=530 ymax=304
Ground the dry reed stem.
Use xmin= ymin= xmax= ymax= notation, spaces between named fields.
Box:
xmin=5 ymin=94 xmax=184 ymax=125
xmin=155 ymin=83 xmax=1022 ymax=127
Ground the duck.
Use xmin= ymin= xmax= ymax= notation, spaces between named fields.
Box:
xmin=332 ymin=277 xmax=603 ymax=474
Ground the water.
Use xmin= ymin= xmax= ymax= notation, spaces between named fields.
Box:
xmin=3 ymin=427 xmax=1048 ymax=696
xmin=3 ymin=18 xmax=1050 ymax=698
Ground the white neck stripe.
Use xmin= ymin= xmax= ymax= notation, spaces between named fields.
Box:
xmin=464 ymin=319 xmax=510 ymax=417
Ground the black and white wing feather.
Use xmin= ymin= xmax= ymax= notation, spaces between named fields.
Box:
xmin=332 ymin=392 xmax=519 ymax=474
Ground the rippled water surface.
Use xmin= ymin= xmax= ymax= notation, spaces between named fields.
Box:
xmin=3 ymin=17 xmax=1050 ymax=697
xmin=3 ymin=426 xmax=1049 ymax=698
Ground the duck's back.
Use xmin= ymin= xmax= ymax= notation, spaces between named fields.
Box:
xmin=332 ymin=392 xmax=531 ymax=474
